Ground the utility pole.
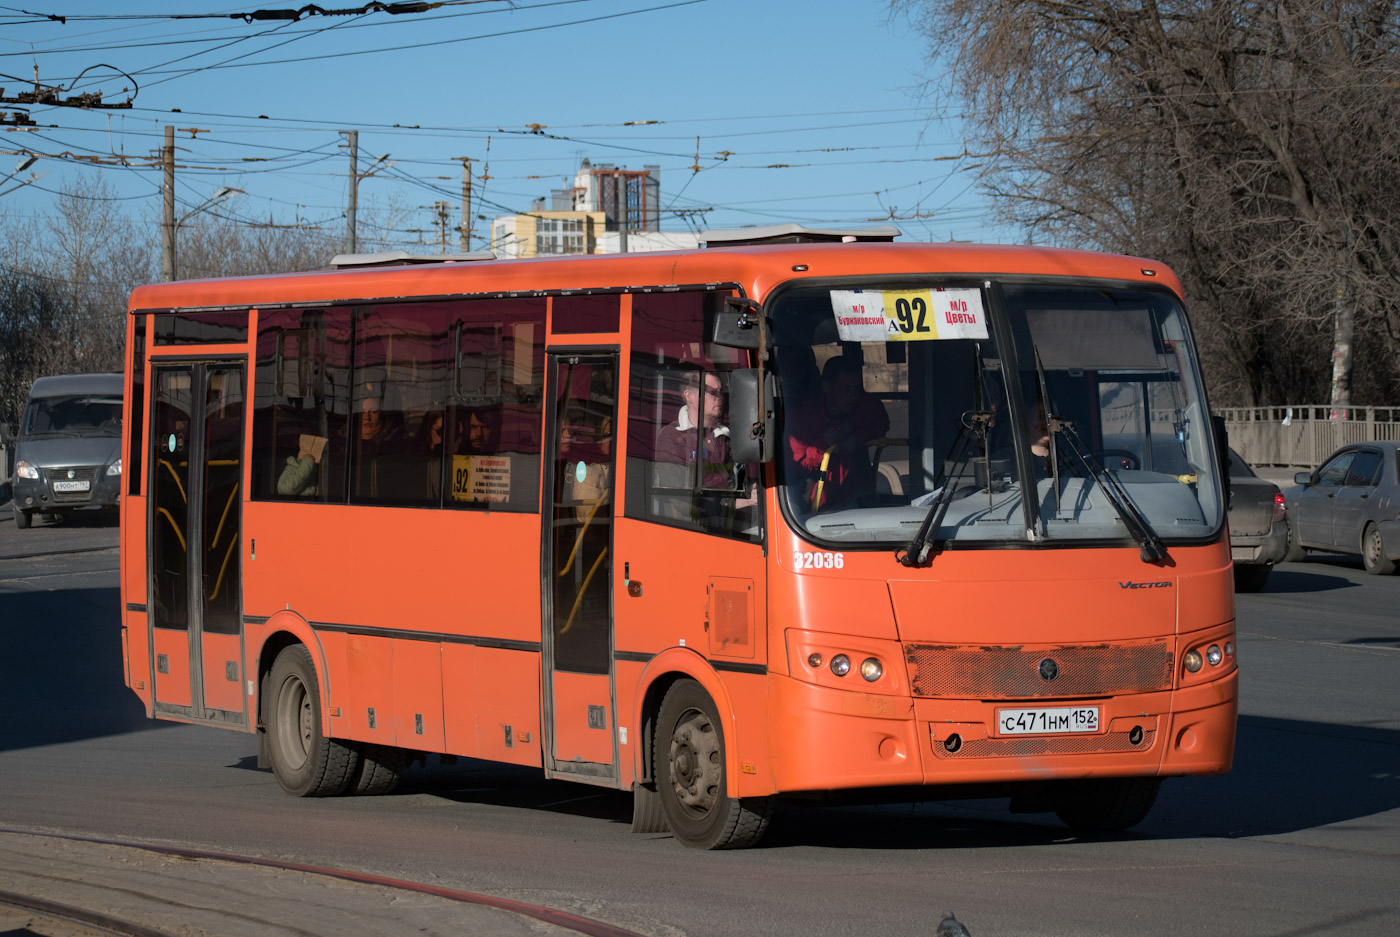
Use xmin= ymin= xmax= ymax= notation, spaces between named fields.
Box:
xmin=459 ymin=158 xmax=472 ymax=252
xmin=161 ymin=125 xmax=175 ymax=281
xmin=345 ymin=130 xmax=358 ymax=254
xmin=433 ymin=201 xmax=450 ymax=253
xmin=614 ymin=170 xmax=628 ymax=253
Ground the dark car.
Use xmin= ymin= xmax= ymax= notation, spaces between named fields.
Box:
xmin=1227 ymin=447 xmax=1288 ymax=591
xmin=10 ymin=373 xmax=123 ymax=529
xmin=1282 ymin=441 xmax=1400 ymax=575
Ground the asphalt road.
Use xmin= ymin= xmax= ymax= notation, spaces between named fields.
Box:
xmin=1 ymin=501 xmax=1397 ymax=937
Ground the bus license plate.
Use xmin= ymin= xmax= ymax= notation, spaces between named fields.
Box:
xmin=53 ymin=480 xmax=90 ymax=492
xmin=997 ymin=706 xmax=1099 ymax=735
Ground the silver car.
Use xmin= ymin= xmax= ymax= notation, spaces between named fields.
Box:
xmin=1283 ymin=441 xmax=1400 ymax=575
xmin=10 ymin=373 xmax=124 ymax=529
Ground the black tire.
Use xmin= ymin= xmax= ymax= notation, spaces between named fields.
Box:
xmin=13 ymin=509 xmax=31 ymax=529
xmin=1053 ymin=777 xmax=1160 ymax=833
xmin=1361 ymin=523 xmax=1397 ymax=576
xmin=1283 ymin=518 xmax=1305 ymax=563
xmin=266 ymin=645 xmax=359 ymax=797
xmin=350 ymin=743 xmax=407 ymax=795
xmin=1232 ymin=564 xmax=1271 ymax=593
xmin=630 ymin=782 xmax=668 ymax=834
xmin=655 ymin=679 xmax=771 ymax=849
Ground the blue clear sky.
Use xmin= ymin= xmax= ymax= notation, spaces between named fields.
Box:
xmin=0 ymin=0 xmax=1011 ymax=249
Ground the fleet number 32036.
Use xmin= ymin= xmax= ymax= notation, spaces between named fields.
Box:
xmin=794 ymin=551 xmax=844 ymax=570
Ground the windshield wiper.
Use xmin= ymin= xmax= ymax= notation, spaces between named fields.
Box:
xmin=1032 ymin=348 xmax=1166 ymax=563
xmin=898 ymin=345 xmax=994 ymax=567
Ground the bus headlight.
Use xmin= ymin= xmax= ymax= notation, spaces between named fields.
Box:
xmin=1206 ymin=644 xmax=1223 ymax=666
xmin=107 ymin=458 xmax=122 ymax=477
xmin=16 ymin=460 xmax=38 ymax=480
xmin=830 ymin=654 xmax=851 ymax=677
xmin=859 ymin=658 xmax=882 ymax=682
xmin=1183 ymin=649 xmax=1204 ymax=673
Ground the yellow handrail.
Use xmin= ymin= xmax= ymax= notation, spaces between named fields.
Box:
xmin=156 ymin=507 xmax=186 ymax=551
xmin=558 ymin=492 xmax=609 ymax=577
xmin=558 ymin=547 xmax=608 ymax=636
xmin=208 ymin=481 xmax=239 ymax=553
xmin=811 ymin=444 xmax=837 ymax=511
xmin=159 ymin=460 xmax=188 ymax=505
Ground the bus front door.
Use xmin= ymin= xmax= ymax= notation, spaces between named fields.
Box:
xmin=148 ymin=361 xmax=247 ymax=726
xmin=542 ymin=352 xmax=619 ymax=782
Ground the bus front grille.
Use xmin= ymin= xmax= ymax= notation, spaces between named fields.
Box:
xmin=904 ymin=641 xmax=1173 ymax=699
xmin=48 ymin=466 xmax=98 ymax=503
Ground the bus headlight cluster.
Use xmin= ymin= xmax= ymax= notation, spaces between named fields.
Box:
xmin=1184 ymin=642 xmax=1232 ymax=675
xmin=16 ymin=460 xmax=38 ymax=480
xmin=807 ymin=650 xmax=884 ymax=683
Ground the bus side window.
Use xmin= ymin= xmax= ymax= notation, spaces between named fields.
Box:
xmin=624 ymin=291 xmax=759 ymax=542
xmin=251 ymin=307 xmax=351 ymax=503
xmin=444 ymin=297 xmax=545 ymax=512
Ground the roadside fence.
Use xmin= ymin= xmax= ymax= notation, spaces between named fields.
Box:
xmin=1220 ymin=405 xmax=1400 ymax=468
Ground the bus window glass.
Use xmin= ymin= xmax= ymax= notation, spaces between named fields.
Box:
xmin=770 ymin=282 xmax=1223 ymax=547
xmin=152 ymin=310 xmax=249 ymax=345
xmin=251 ymin=308 xmax=351 ymax=502
xmin=350 ymin=304 xmax=450 ymax=506
xmin=552 ymin=293 xmax=620 ymax=334
xmin=1003 ymin=284 xmax=1223 ymax=542
xmin=624 ymin=290 xmax=758 ymax=541
xmin=128 ymin=315 xmax=146 ymax=496
xmin=444 ymin=297 xmax=545 ymax=512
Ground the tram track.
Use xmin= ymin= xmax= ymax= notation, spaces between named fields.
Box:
xmin=0 ymin=829 xmax=651 ymax=937
xmin=0 ymin=888 xmax=172 ymax=937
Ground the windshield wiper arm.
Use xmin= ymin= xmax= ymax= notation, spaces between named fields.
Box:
xmin=1055 ymin=422 xmax=1168 ymax=563
xmin=897 ymin=407 xmax=992 ymax=567
xmin=1031 ymin=344 xmax=1165 ymax=563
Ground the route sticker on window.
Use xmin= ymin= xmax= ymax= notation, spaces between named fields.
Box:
xmin=831 ymin=288 xmax=988 ymax=342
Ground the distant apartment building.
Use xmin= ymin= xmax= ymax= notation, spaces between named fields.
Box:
xmin=490 ymin=159 xmax=699 ymax=257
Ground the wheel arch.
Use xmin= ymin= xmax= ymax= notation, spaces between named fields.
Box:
xmin=630 ymin=647 xmax=740 ymax=797
xmin=253 ymin=611 xmax=331 ymax=735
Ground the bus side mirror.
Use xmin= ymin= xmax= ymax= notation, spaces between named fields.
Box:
xmin=0 ymin=421 xmax=12 ymax=445
xmin=730 ymin=369 xmax=775 ymax=465
xmin=712 ymin=299 xmax=769 ymax=350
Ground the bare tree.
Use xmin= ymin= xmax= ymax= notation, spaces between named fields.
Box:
xmin=891 ymin=0 xmax=1400 ymax=406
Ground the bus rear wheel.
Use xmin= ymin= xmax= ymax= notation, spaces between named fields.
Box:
xmin=1052 ymin=777 xmax=1160 ymax=833
xmin=351 ymin=743 xmax=408 ymax=795
xmin=655 ymin=679 xmax=771 ymax=849
xmin=267 ymin=645 xmax=359 ymax=797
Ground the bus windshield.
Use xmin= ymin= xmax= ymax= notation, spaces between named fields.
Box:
xmin=23 ymin=394 xmax=123 ymax=439
xmin=772 ymin=280 xmax=1224 ymax=550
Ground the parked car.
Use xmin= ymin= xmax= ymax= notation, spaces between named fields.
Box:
xmin=10 ymin=373 xmax=123 ymax=529
xmin=1227 ymin=447 xmax=1288 ymax=591
xmin=1282 ymin=441 xmax=1400 ymax=575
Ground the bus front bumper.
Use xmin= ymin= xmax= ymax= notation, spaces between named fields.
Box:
xmin=766 ymin=670 xmax=1237 ymax=794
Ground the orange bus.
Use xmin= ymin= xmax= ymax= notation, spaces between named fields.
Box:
xmin=118 ymin=227 xmax=1237 ymax=849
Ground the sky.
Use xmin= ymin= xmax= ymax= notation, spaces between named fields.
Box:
xmin=0 ymin=0 xmax=1012 ymax=251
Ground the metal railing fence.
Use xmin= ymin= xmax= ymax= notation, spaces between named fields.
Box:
xmin=1219 ymin=405 xmax=1400 ymax=468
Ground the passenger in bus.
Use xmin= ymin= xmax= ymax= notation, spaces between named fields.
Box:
xmin=417 ymin=409 xmax=445 ymax=501
xmin=653 ymin=370 xmax=755 ymax=527
xmin=353 ymin=396 xmax=407 ymax=499
xmin=786 ymin=355 xmax=889 ymax=511
xmin=276 ymin=432 xmax=327 ymax=497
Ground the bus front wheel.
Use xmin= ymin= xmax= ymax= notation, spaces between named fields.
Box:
xmin=655 ymin=679 xmax=771 ymax=849
xmin=1052 ymin=777 xmax=1160 ymax=833
xmin=266 ymin=645 xmax=359 ymax=797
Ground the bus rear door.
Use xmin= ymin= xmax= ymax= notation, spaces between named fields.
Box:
xmin=147 ymin=360 xmax=248 ymax=726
